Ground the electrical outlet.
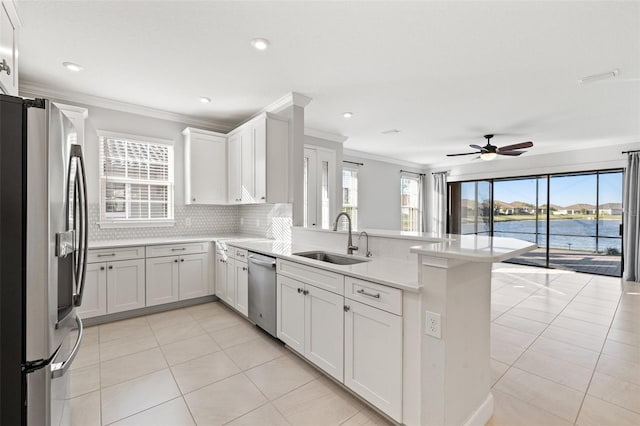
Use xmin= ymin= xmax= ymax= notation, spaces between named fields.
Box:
xmin=185 ymin=217 xmax=192 ymax=227
xmin=425 ymin=311 xmax=442 ymax=339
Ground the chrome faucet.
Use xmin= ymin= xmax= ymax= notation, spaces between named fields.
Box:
xmin=332 ymin=212 xmax=358 ymax=255
xmin=358 ymin=231 xmax=372 ymax=257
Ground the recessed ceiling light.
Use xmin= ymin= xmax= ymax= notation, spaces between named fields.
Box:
xmin=343 ymin=112 xmax=353 ymax=118
xmin=251 ymin=38 xmax=270 ymax=50
xmin=62 ymin=62 xmax=83 ymax=72
xmin=382 ymin=129 xmax=400 ymax=135
xmin=199 ymin=97 xmax=212 ymax=104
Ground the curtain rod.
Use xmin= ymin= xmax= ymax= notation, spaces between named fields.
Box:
xmin=622 ymin=150 xmax=640 ymax=154
xmin=432 ymin=170 xmax=450 ymax=175
xmin=343 ymin=160 xmax=364 ymax=166
xmin=400 ymin=169 xmax=425 ymax=176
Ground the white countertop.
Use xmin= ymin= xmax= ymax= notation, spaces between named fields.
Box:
xmin=222 ymin=239 xmax=422 ymax=292
xmin=410 ymin=234 xmax=537 ymax=262
xmin=88 ymin=233 xmax=258 ymax=249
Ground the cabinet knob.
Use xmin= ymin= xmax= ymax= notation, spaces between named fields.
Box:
xmin=303 ymin=289 xmax=309 ymax=296
xmin=192 ymin=198 xmax=196 ymax=202
xmin=181 ymin=259 xmax=184 ymax=262
xmin=242 ymin=266 xmax=247 ymax=271
xmin=0 ymin=59 xmax=11 ymax=76
xmin=174 ymin=259 xmax=178 ymax=263
xmin=297 ymin=288 xmax=303 ymax=294
xmin=261 ymin=196 xmax=266 ymax=200
xmin=344 ymin=305 xmax=351 ymax=312
xmin=108 ymin=265 xmax=113 ymax=270
xmin=100 ymin=266 xmax=105 ymax=271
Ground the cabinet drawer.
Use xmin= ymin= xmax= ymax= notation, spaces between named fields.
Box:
xmin=277 ymin=259 xmax=344 ymax=295
xmin=146 ymin=242 xmax=208 ymax=258
xmin=229 ymin=246 xmax=248 ymax=261
xmin=345 ymin=277 xmax=402 ymax=315
xmin=87 ymin=246 xmax=145 ymax=263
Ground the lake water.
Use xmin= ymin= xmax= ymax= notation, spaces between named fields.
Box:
xmin=463 ymin=219 xmax=622 ymax=253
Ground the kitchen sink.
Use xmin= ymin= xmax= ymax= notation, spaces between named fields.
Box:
xmin=293 ymin=251 xmax=370 ymax=265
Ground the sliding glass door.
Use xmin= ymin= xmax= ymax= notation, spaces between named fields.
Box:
xmin=448 ymin=169 xmax=623 ymax=277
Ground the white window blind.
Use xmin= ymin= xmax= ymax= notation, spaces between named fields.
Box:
xmin=99 ymin=134 xmax=174 ymax=223
xmin=342 ymin=168 xmax=358 ymax=230
xmin=401 ymin=174 xmax=422 ymax=232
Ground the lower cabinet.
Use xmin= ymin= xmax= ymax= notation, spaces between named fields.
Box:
xmin=344 ymin=300 xmax=403 ymax=422
xmin=277 ymin=275 xmax=344 ymax=381
xmin=224 ymin=257 xmax=236 ymax=306
xmin=106 ymin=259 xmax=146 ymax=314
xmin=77 ymin=263 xmax=107 ymax=318
xmin=215 ymin=250 xmax=228 ymax=300
xmin=179 ymin=253 xmax=209 ymax=300
xmin=233 ymin=259 xmax=249 ymax=316
xmin=146 ymin=256 xmax=180 ymax=306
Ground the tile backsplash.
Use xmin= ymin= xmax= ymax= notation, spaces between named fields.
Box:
xmin=88 ymin=203 xmax=293 ymax=241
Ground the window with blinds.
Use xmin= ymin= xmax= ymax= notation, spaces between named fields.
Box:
xmin=401 ymin=175 xmax=422 ymax=232
xmin=99 ymin=133 xmax=174 ymax=223
xmin=342 ymin=168 xmax=358 ymax=230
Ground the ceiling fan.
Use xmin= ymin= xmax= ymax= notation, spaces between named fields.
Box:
xmin=446 ymin=134 xmax=533 ymax=161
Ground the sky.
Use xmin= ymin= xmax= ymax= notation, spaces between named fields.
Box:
xmin=461 ymin=171 xmax=623 ymax=206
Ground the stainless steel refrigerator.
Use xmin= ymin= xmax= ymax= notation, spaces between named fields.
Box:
xmin=0 ymin=94 xmax=88 ymax=425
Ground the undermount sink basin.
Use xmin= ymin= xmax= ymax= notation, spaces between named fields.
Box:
xmin=293 ymin=251 xmax=370 ymax=265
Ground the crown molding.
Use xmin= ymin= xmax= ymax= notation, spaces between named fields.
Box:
xmin=304 ymin=128 xmax=348 ymax=143
xmin=260 ymin=91 xmax=312 ymax=115
xmin=343 ymin=148 xmax=426 ymax=170
xmin=19 ymin=81 xmax=236 ymax=132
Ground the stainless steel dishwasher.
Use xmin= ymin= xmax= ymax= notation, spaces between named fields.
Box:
xmin=248 ymin=252 xmax=277 ymax=337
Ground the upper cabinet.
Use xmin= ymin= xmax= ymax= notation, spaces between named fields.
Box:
xmin=183 ymin=127 xmax=227 ymax=204
xmin=0 ymin=1 xmax=20 ymax=96
xmin=227 ymin=113 xmax=289 ymax=204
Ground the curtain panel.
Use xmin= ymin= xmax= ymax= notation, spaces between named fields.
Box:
xmin=623 ymin=152 xmax=640 ymax=282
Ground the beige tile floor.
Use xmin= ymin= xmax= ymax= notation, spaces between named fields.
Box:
xmin=69 ymin=263 xmax=640 ymax=425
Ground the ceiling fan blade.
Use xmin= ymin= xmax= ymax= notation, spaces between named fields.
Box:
xmin=469 ymin=144 xmax=488 ymax=151
xmin=498 ymin=141 xmax=533 ymax=151
xmin=497 ymin=150 xmax=525 ymax=156
xmin=446 ymin=152 xmax=481 ymax=157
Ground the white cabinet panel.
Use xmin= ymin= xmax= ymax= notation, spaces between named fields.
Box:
xmin=77 ymin=263 xmax=107 ymax=319
xmin=228 ymin=133 xmax=242 ymax=203
xmin=146 ymin=256 xmax=179 ymax=306
xmin=276 ymin=275 xmax=305 ymax=354
xmin=215 ymin=251 xmax=227 ymax=300
xmin=240 ymin=127 xmax=255 ymax=203
xmin=224 ymin=257 xmax=236 ymax=306
xmin=106 ymin=259 xmax=145 ymax=314
xmin=0 ymin=2 xmax=18 ymax=96
xmin=305 ymin=285 xmax=344 ymax=381
xmin=179 ymin=252 xmax=209 ymax=300
xmin=145 ymin=242 xmax=207 ymax=258
xmin=183 ymin=128 xmax=227 ymax=205
xmin=277 ymin=259 xmax=344 ymax=295
xmin=234 ymin=260 xmax=249 ymax=316
xmin=87 ymin=246 xmax=145 ymax=263
xmin=253 ymin=119 xmax=267 ymax=202
xmin=344 ymin=300 xmax=403 ymax=422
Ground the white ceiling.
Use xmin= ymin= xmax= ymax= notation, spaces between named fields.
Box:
xmin=16 ymin=1 xmax=640 ymax=166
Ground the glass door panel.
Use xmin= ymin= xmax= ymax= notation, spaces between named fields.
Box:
xmin=460 ymin=181 xmax=491 ymax=235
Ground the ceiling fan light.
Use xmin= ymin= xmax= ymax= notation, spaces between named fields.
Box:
xmin=480 ymin=152 xmax=497 ymax=161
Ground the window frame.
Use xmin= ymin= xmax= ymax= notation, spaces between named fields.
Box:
xmin=342 ymin=166 xmax=358 ymax=230
xmin=400 ymin=173 xmax=423 ymax=232
xmin=97 ymin=130 xmax=175 ymax=228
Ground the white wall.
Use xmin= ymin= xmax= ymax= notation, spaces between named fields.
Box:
xmin=343 ymin=153 xmax=424 ymax=231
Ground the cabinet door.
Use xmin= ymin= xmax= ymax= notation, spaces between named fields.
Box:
xmin=344 ymin=300 xmax=402 ymax=422
xmin=240 ymin=126 xmax=255 ymax=203
xmin=276 ymin=275 xmax=305 ymax=354
xmin=0 ymin=3 xmax=17 ymax=96
xmin=304 ymin=285 xmax=344 ymax=381
xmin=179 ymin=252 xmax=209 ymax=300
xmin=227 ymin=133 xmax=242 ymax=203
xmin=215 ymin=252 xmax=227 ymax=299
xmin=106 ymin=259 xmax=145 ymax=314
xmin=234 ymin=260 xmax=249 ymax=316
xmin=185 ymin=132 xmax=227 ymax=204
xmin=253 ymin=119 xmax=267 ymax=203
xmin=224 ymin=258 xmax=236 ymax=306
xmin=146 ymin=256 xmax=179 ymax=306
xmin=77 ymin=263 xmax=107 ymax=319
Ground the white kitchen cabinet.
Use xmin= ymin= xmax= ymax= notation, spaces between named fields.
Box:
xmin=304 ymin=284 xmax=344 ymax=381
xmin=276 ymin=274 xmax=344 ymax=381
xmin=227 ymin=113 xmax=289 ymax=204
xmin=344 ymin=300 xmax=403 ymax=422
xmin=77 ymin=263 xmax=107 ymax=319
xmin=106 ymin=259 xmax=146 ymax=314
xmin=215 ymin=250 xmax=228 ymax=300
xmin=0 ymin=2 xmax=19 ymax=96
xmin=179 ymin=252 xmax=209 ymax=300
xmin=233 ymin=259 xmax=249 ymax=316
xmin=183 ymin=127 xmax=227 ymax=205
xmin=145 ymin=256 xmax=180 ymax=306
xmin=224 ymin=256 xmax=236 ymax=306
xmin=276 ymin=275 xmax=306 ymax=354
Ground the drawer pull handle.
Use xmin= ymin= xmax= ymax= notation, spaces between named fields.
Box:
xmin=357 ymin=289 xmax=380 ymax=299
xmin=97 ymin=253 xmax=116 ymax=257
xmin=172 ymin=248 xmax=186 ymax=251
xmin=344 ymin=305 xmax=351 ymax=312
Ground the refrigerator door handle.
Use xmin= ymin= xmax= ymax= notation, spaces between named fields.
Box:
xmin=71 ymin=144 xmax=88 ymax=307
xmin=50 ymin=315 xmax=83 ymax=379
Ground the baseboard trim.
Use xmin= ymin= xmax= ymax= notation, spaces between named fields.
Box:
xmin=463 ymin=393 xmax=494 ymax=426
